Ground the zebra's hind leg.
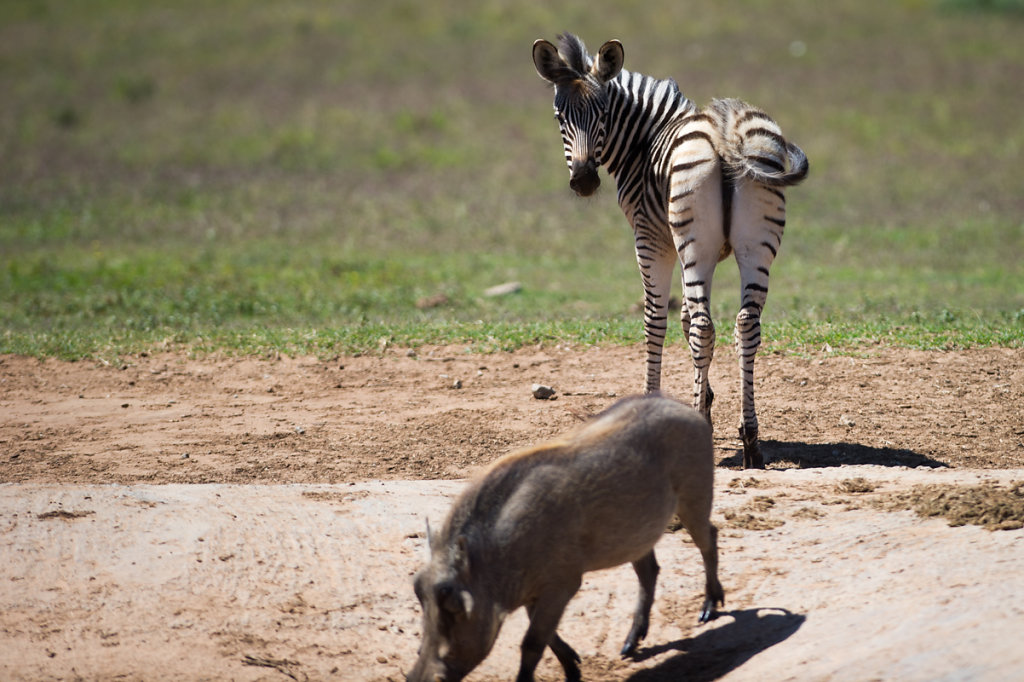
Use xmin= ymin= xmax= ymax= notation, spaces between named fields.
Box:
xmin=731 ymin=183 xmax=785 ymax=469
xmin=735 ymin=301 xmax=764 ymax=469
xmin=676 ymin=245 xmax=719 ymax=424
xmin=671 ymin=184 xmax=725 ymax=424
xmin=733 ymin=265 xmax=770 ymax=470
xmin=679 ymin=285 xmax=715 ymax=426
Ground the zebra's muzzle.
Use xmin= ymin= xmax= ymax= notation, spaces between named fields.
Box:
xmin=569 ymin=160 xmax=600 ymax=197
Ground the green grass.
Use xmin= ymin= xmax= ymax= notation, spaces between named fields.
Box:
xmin=2 ymin=0 xmax=1023 ymax=361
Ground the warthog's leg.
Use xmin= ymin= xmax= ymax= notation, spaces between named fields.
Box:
xmin=549 ymin=633 xmax=581 ymax=682
xmin=675 ymin=503 xmax=725 ymax=623
xmin=620 ymin=550 xmax=660 ymax=657
xmin=516 ymin=582 xmax=580 ymax=682
xmin=695 ymin=523 xmax=725 ymax=622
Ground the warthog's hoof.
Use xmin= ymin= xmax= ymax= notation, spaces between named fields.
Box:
xmin=619 ymin=622 xmax=649 ymax=658
xmin=698 ymin=593 xmax=725 ymax=623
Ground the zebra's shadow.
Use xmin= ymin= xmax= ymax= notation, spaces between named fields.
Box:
xmin=719 ymin=440 xmax=947 ymax=469
xmin=623 ymin=607 xmax=805 ymax=681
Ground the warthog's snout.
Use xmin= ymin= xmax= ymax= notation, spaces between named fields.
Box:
xmin=569 ymin=159 xmax=600 ymax=196
xmin=406 ymin=661 xmax=459 ymax=682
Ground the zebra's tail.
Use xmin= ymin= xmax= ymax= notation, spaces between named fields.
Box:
xmin=707 ymin=98 xmax=809 ymax=188
xmin=739 ymin=140 xmax=809 ymax=188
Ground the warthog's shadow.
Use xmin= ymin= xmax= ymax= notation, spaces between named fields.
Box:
xmin=624 ymin=607 xmax=805 ymax=681
xmin=719 ymin=440 xmax=947 ymax=469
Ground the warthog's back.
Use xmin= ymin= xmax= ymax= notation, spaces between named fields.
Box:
xmin=444 ymin=395 xmax=714 ymax=575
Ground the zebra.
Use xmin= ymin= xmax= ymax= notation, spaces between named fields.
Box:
xmin=532 ymin=33 xmax=808 ymax=469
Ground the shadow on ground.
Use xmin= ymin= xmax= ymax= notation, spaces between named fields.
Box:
xmin=719 ymin=441 xmax=947 ymax=469
xmin=625 ymin=608 xmax=805 ymax=681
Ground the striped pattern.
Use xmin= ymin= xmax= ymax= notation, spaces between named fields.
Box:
xmin=533 ymin=34 xmax=808 ymax=469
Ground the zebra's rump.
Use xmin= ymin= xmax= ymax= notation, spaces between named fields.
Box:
xmin=706 ymin=98 xmax=808 ymax=188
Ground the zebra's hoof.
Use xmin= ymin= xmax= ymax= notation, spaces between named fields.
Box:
xmin=739 ymin=426 xmax=764 ymax=469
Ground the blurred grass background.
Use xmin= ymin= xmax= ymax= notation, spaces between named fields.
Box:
xmin=1 ymin=0 xmax=1022 ymax=360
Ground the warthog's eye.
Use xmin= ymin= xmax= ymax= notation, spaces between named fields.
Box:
xmin=435 ymin=582 xmax=471 ymax=618
xmin=436 ymin=584 xmax=456 ymax=613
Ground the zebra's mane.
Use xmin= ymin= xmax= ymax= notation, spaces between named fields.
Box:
xmin=556 ymin=32 xmax=592 ymax=76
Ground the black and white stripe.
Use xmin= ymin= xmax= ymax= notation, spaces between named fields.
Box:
xmin=534 ymin=33 xmax=808 ymax=469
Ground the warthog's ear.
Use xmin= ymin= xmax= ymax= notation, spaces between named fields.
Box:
xmin=453 ymin=535 xmax=471 ymax=578
xmin=592 ymin=39 xmax=624 ymax=83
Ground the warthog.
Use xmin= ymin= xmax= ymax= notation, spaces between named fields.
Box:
xmin=407 ymin=394 xmax=724 ymax=682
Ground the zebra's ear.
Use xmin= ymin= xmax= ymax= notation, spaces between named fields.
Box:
xmin=533 ymin=39 xmax=568 ymax=84
xmin=592 ymin=39 xmax=624 ymax=83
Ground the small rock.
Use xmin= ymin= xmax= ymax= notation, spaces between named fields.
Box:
xmin=839 ymin=415 xmax=856 ymax=428
xmin=484 ymin=281 xmax=522 ymax=297
xmin=532 ymin=384 xmax=556 ymax=400
xmin=451 ymin=379 xmax=463 ymax=389
xmin=416 ymin=293 xmax=449 ymax=309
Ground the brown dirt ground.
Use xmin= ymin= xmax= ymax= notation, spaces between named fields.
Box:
xmin=1 ymin=345 xmax=1023 ymax=681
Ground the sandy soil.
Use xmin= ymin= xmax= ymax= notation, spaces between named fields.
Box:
xmin=1 ymin=345 xmax=1023 ymax=681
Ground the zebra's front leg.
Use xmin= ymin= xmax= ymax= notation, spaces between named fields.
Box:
xmin=635 ymin=239 xmax=675 ymax=394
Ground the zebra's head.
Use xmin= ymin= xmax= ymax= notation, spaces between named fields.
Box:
xmin=533 ymin=34 xmax=624 ymax=197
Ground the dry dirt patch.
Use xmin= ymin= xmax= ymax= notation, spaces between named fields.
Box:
xmin=2 ymin=346 xmax=1023 ymax=483
xmin=1 ymin=346 xmax=1024 ymax=680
